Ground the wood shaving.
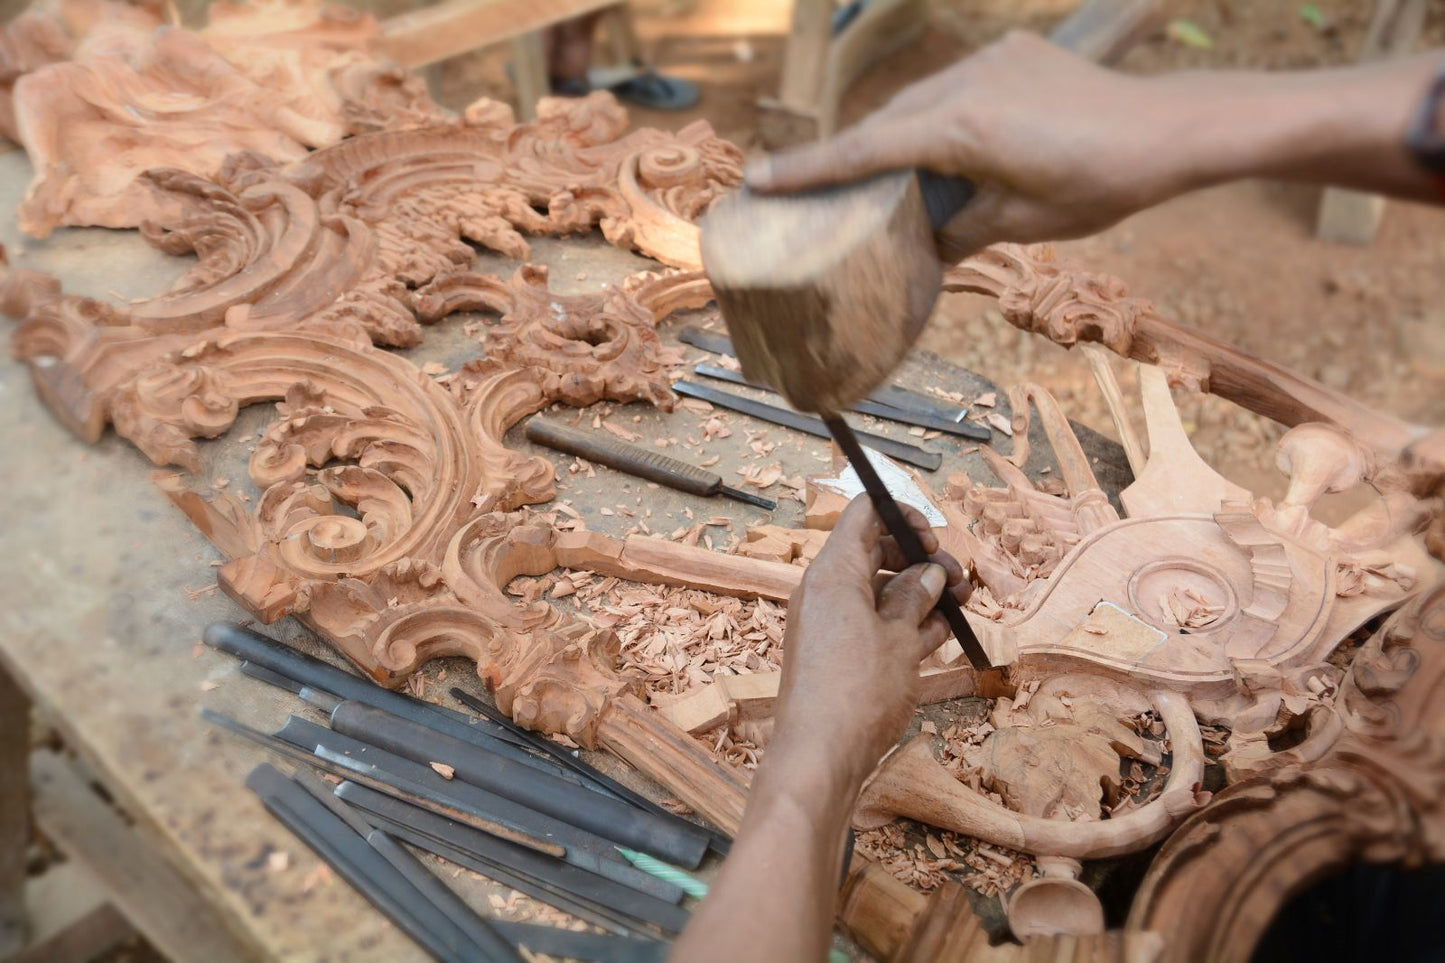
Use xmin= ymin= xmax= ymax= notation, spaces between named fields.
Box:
xmin=735 ymin=463 xmax=782 ymax=489
xmin=985 ymin=412 xmax=1013 ymax=436
xmin=602 ymin=422 xmax=641 ymax=442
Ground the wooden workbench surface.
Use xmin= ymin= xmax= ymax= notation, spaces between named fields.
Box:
xmin=0 ymin=147 xmax=1129 ymax=960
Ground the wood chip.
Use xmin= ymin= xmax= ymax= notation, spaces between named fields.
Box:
xmin=602 ymin=421 xmax=641 ymax=442
xmin=430 ymin=762 xmax=456 ymax=780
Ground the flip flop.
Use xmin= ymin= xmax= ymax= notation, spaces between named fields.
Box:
xmin=606 ymin=69 xmax=699 ymax=111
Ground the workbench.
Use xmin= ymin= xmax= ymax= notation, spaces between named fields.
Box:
xmin=0 ymin=144 xmax=1130 ymax=961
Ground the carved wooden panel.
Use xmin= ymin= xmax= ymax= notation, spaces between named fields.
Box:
xmin=3 ymin=20 xmax=1442 ymax=958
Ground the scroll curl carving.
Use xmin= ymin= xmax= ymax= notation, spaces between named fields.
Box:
xmin=416 ymin=264 xmax=712 ymax=409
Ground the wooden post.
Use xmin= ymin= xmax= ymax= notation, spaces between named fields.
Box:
xmin=1316 ymin=0 xmax=1426 ymax=243
xmin=0 ymin=663 xmax=29 ymax=956
xmin=776 ymin=0 xmax=833 ymax=112
xmin=596 ymin=4 xmax=641 ymax=68
xmin=512 ymin=30 xmax=550 ymax=122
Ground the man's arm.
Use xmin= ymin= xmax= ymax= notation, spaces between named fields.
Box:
xmin=747 ymin=32 xmax=1444 ymax=257
xmin=670 ymin=497 xmax=970 ymax=962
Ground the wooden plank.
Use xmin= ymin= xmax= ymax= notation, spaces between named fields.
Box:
xmin=1316 ymin=0 xmax=1426 ymax=243
xmin=0 ymin=665 xmax=29 ymax=956
xmin=11 ymin=862 xmax=133 ymax=963
xmin=380 ymin=0 xmax=619 ymax=69
xmin=28 ymin=752 xmax=255 ymax=963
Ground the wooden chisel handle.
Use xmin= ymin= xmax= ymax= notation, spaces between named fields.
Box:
xmin=525 ymin=418 xmax=723 ymax=496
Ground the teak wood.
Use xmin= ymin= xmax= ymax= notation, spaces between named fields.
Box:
xmin=2 ymin=6 xmax=1443 ymax=960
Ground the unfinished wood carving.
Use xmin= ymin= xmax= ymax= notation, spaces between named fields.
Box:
xmin=414 ymin=264 xmax=714 ymax=409
xmin=6 ymin=0 xmax=444 ymax=236
xmin=4 ymin=20 xmax=1443 ymax=956
xmin=944 ymin=243 xmax=1440 ymax=480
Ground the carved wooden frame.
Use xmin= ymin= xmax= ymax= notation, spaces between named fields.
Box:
xmin=2 ymin=66 xmax=1442 ymax=960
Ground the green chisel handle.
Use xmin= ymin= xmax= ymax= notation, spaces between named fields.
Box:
xmin=524 ymin=419 xmax=776 ymax=510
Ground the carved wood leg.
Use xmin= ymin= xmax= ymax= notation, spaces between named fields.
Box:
xmin=0 ymin=662 xmax=29 ymax=955
xmin=596 ymin=694 xmax=750 ymax=836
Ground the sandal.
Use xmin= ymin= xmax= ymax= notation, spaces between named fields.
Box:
xmin=606 ymin=69 xmax=699 ymax=111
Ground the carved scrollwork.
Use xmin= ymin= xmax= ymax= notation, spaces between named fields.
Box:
xmin=416 ymin=264 xmax=712 ymax=410
xmin=1126 ymin=588 xmax=1445 ymax=963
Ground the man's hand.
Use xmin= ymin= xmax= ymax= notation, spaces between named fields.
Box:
xmin=769 ymin=495 xmax=972 ymax=794
xmin=747 ymin=32 xmax=1175 ymax=258
xmin=749 ymin=35 xmax=1445 ymax=259
xmin=672 ymin=494 xmax=971 ymax=963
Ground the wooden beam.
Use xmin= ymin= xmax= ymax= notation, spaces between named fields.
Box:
xmin=28 ymin=752 xmax=255 ymax=963
xmin=0 ymin=665 xmax=29 ymax=956
xmin=380 ymin=0 xmax=620 ymax=69
xmin=10 ymin=862 xmax=133 ymax=963
xmin=1316 ymin=0 xmax=1426 ymax=244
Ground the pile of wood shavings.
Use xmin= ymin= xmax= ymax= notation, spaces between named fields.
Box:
xmin=855 ymin=823 xmax=1035 ymax=897
xmin=572 ymin=578 xmax=785 ymax=697
xmin=570 ymin=573 xmax=785 ymax=770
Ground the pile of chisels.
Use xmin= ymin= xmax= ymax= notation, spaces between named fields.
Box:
xmin=202 ymin=622 xmax=724 ymax=963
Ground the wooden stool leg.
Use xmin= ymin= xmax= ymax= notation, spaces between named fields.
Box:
xmin=512 ymin=31 xmax=550 ymax=121
xmin=0 ymin=663 xmax=30 ymax=954
xmin=597 ymin=4 xmax=641 ymax=67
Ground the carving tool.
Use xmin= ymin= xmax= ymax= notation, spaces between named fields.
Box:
xmin=274 ymin=715 xmax=685 ymax=902
xmin=615 ymin=847 xmax=710 ymax=900
xmin=678 ymin=325 xmax=970 ymax=422
xmin=367 ymin=817 xmax=669 ymax=963
xmin=692 ymin=363 xmax=990 ymax=441
xmin=330 ymin=701 xmax=710 ymax=869
xmin=524 ymin=418 xmax=776 ymax=511
xmin=449 ymin=687 xmax=732 ymax=858
xmin=246 ymin=763 xmax=492 ymax=963
xmin=337 ymin=781 xmax=692 ymax=936
xmin=825 ymin=415 xmax=990 ymax=669
xmin=206 ymin=623 xmax=586 ymax=783
xmin=699 ymin=168 xmax=992 ymax=666
xmin=202 ymin=705 xmax=563 ymax=856
xmin=671 ymin=380 xmax=943 ymax=472
xmin=700 ymin=169 xmax=973 ymax=415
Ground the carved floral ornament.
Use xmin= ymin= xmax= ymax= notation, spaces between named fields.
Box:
xmin=0 ymin=71 xmax=1441 ymax=961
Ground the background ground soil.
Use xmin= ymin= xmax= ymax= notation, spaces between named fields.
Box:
xmin=439 ymin=0 xmax=1445 ymax=512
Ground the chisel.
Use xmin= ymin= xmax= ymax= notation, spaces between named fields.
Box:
xmin=524 ymin=418 xmax=776 ymax=511
xmin=691 ymin=363 xmax=990 ymax=441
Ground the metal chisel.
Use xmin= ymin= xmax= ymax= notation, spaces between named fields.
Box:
xmin=525 ymin=418 xmax=776 ymax=511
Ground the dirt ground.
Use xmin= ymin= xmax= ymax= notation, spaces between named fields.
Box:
xmin=439 ymin=0 xmax=1445 ymax=512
